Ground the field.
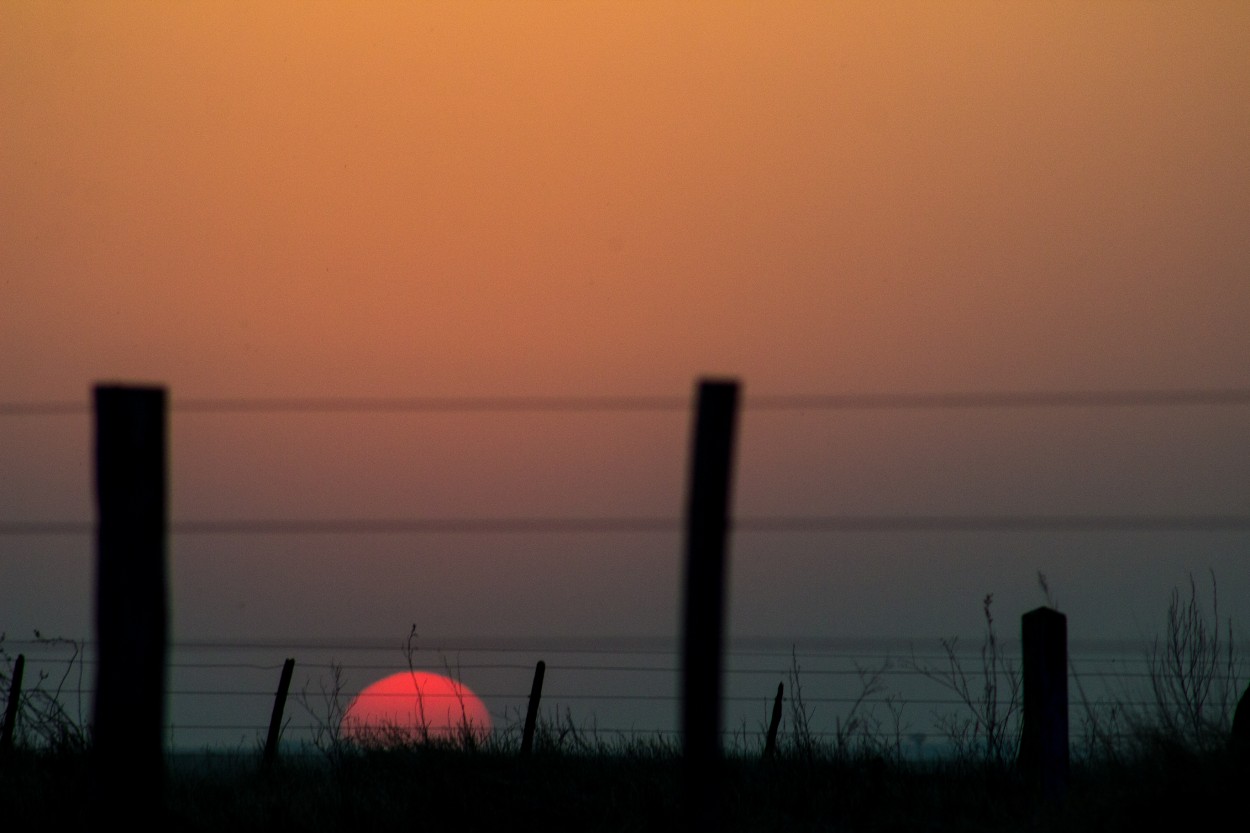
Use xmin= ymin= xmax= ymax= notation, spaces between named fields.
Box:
xmin=4 ymin=579 xmax=1247 ymax=832
xmin=2 ymin=729 xmax=1246 ymax=832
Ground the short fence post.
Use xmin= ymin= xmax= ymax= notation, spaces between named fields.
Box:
xmin=681 ymin=378 xmax=740 ymax=829
xmin=91 ymin=384 xmax=169 ymax=825
xmin=763 ymin=682 xmax=784 ymax=760
xmin=1 ymin=654 xmax=25 ymax=756
xmin=520 ymin=660 xmax=546 ymax=756
xmin=1232 ymin=684 xmax=1250 ymax=762
xmin=263 ymin=658 xmax=296 ymax=767
xmin=1019 ymin=606 xmax=1068 ymax=803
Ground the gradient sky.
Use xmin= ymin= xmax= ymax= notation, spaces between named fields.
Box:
xmin=3 ymin=2 xmax=1249 ymax=662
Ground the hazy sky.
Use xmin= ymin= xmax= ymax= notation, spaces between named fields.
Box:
xmin=3 ymin=2 xmax=1249 ymax=662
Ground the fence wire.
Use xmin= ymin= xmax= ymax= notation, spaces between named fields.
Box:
xmin=6 ymin=637 xmax=1243 ymax=753
xmin=3 ymin=385 xmax=1246 ymax=756
xmin=4 ymin=386 xmax=1250 ymax=416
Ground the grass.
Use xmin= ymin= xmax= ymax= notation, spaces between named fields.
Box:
xmin=0 ymin=631 xmax=88 ymax=754
xmin=3 ymin=577 xmax=1247 ymax=831
xmin=6 ymin=734 xmax=1243 ymax=832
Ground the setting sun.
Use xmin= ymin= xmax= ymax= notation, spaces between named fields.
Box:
xmin=341 ymin=671 xmax=492 ymax=745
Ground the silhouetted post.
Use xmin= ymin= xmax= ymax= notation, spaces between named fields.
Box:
xmin=91 ymin=385 xmax=168 ymax=825
xmin=1019 ymin=606 xmax=1068 ymax=803
xmin=1 ymin=654 xmax=24 ymax=756
xmin=520 ymin=660 xmax=546 ymax=756
xmin=1231 ymin=683 xmax=1250 ymax=763
xmin=763 ymin=682 xmax=784 ymax=760
xmin=263 ymin=658 xmax=296 ymax=767
xmin=681 ymin=378 xmax=740 ymax=828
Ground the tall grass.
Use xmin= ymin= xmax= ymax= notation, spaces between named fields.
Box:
xmin=1072 ymin=570 xmax=1245 ymax=764
xmin=0 ymin=632 xmax=88 ymax=754
xmin=1145 ymin=571 xmax=1242 ymax=750
xmin=905 ymin=593 xmax=1022 ymax=767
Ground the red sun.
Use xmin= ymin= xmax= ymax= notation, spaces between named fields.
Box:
xmin=341 ymin=671 xmax=492 ymax=745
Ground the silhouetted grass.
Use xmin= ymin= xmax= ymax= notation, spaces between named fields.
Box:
xmin=3 ymin=578 xmax=1246 ymax=831
xmin=5 ymin=736 xmax=1243 ymax=832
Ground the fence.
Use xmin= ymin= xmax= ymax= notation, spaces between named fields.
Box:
xmin=2 ymin=379 xmax=1249 ymax=815
xmin=4 ymin=632 xmax=1201 ymax=749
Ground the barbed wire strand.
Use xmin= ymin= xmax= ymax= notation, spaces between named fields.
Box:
xmin=4 ymin=513 xmax=1250 ymax=537
xmin=4 ymin=386 xmax=1250 ymax=417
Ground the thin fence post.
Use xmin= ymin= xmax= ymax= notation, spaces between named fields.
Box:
xmin=1019 ymin=606 xmax=1068 ymax=804
xmin=263 ymin=658 xmax=296 ymax=767
xmin=91 ymin=384 xmax=169 ymax=825
xmin=763 ymin=682 xmax=784 ymax=760
xmin=681 ymin=378 xmax=740 ymax=828
xmin=1 ymin=654 xmax=24 ymax=756
xmin=520 ymin=660 xmax=546 ymax=756
xmin=1233 ymin=684 xmax=1250 ymax=762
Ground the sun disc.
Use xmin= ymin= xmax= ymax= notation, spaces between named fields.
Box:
xmin=341 ymin=671 xmax=492 ymax=745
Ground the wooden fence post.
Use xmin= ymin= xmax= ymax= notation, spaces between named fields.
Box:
xmin=91 ymin=384 xmax=169 ymax=824
xmin=263 ymin=658 xmax=296 ymax=767
xmin=1233 ymin=683 xmax=1250 ymax=761
xmin=763 ymin=682 xmax=784 ymax=760
xmin=520 ymin=660 xmax=546 ymax=756
xmin=1 ymin=653 xmax=24 ymax=756
xmin=1019 ymin=606 xmax=1068 ymax=803
xmin=681 ymin=378 xmax=740 ymax=828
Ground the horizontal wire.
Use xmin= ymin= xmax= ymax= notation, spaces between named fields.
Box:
xmin=0 ymin=396 xmax=677 ymax=416
xmin=0 ymin=518 xmax=673 ymax=536
xmin=4 ymin=514 xmax=1249 ymax=537
xmin=167 ymin=689 xmax=1050 ymax=708
xmin=177 ymin=518 xmax=674 ymax=535
xmin=162 ymin=724 xmax=1125 ymax=742
xmin=168 ymin=395 xmax=690 ymax=414
xmin=163 ymin=659 xmax=1021 ymax=675
xmin=165 ymin=641 xmax=1152 ymax=664
xmin=4 ymin=635 xmax=1180 ymax=660
xmin=171 ymin=640 xmax=687 ymax=654
xmin=180 ymin=729 xmax=1163 ymax=744
xmin=33 ymin=685 xmax=991 ymax=708
xmin=163 ymin=663 xmax=1009 ymax=677
xmin=747 ymin=389 xmax=1250 ymax=410
xmin=4 ymin=387 xmax=1250 ymax=416
xmin=6 ymin=661 xmax=1180 ymax=685
xmin=737 ymin=515 xmax=1250 ymax=533
xmin=0 ymin=638 xmax=1182 ymax=665
xmin=9 ymin=641 xmax=1040 ymax=666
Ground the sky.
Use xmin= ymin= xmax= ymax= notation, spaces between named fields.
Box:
xmin=3 ymin=3 xmax=1249 ymax=740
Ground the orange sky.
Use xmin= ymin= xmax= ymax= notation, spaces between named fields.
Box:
xmin=6 ymin=2 xmax=1247 ymax=398
xmin=3 ymin=3 xmax=1249 ymax=652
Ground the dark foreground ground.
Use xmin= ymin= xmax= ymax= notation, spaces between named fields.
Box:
xmin=2 ymin=743 xmax=1245 ymax=833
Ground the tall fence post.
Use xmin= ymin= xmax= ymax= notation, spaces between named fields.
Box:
xmin=1019 ymin=606 xmax=1068 ymax=804
xmin=263 ymin=658 xmax=296 ymax=767
xmin=91 ymin=384 xmax=169 ymax=825
xmin=520 ymin=660 xmax=546 ymax=756
xmin=1 ymin=654 xmax=24 ymax=757
xmin=681 ymin=378 xmax=740 ymax=828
